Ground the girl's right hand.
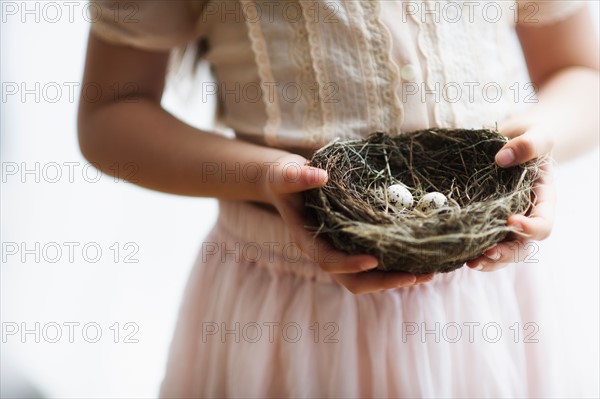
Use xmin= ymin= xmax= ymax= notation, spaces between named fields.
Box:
xmin=262 ymin=153 xmax=432 ymax=294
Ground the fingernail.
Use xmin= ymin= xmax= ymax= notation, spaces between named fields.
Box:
xmin=401 ymin=275 xmax=417 ymax=286
xmin=472 ymin=264 xmax=484 ymax=271
xmin=361 ymin=260 xmax=379 ymax=271
xmin=484 ymin=246 xmax=501 ymax=261
xmin=306 ymin=167 xmax=327 ymax=186
xmin=496 ymin=149 xmax=515 ymax=167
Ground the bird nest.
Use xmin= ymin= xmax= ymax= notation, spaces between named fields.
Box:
xmin=304 ymin=128 xmax=544 ymax=275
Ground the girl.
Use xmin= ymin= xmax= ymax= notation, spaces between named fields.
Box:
xmin=78 ymin=0 xmax=599 ymax=397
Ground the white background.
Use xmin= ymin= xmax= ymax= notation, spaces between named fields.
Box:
xmin=1 ymin=1 xmax=599 ymax=397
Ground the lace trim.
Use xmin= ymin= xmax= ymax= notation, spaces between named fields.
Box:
xmin=299 ymin=0 xmax=404 ymax=141
xmin=298 ymin=0 xmax=337 ymax=141
xmin=288 ymin=4 xmax=323 ymax=147
xmin=344 ymin=1 xmax=381 ymax=133
xmin=360 ymin=0 xmax=404 ymax=134
xmin=242 ymin=0 xmax=407 ymax=145
xmin=408 ymin=0 xmax=454 ymax=127
xmin=240 ymin=0 xmax=281 ymax=146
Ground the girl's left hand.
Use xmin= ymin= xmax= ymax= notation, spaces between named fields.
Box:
xmin=466 ymin=119 xmax=557 ymax=272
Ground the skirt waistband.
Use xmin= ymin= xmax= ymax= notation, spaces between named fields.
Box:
xmin=214 ymin=202 xmax=476 ymax=287
xmin=214 ymin=200 xmax=335 ymax=284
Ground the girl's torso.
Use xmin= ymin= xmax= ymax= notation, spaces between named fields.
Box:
xmin=91 ymin=0 xmax=584 ymax=151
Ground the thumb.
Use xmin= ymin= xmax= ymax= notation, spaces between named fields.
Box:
xmin=268 ymin=154 xmax=328 ymax=195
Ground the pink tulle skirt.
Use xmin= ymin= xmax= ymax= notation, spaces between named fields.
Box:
xmin=160 ymin=200 xmax=563 ymax=398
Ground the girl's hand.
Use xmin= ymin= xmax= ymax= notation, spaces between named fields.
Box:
xmin=466 ymin=120 xmax=557 ymax=272
xmin=263 ymin=153 xmax=433 ymax=293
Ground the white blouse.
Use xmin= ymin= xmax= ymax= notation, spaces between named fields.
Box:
xmin=90 ymin=0 xmax=586 ymax=150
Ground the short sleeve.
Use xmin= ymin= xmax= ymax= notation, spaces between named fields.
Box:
xmin=89 ymin=0 xmax=208 ymax=51
xmin=516 ymin=1 xmax=587 ymax=26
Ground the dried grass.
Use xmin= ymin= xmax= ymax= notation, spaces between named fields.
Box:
xmin=304 ymin=129 xmax=544 ymax=274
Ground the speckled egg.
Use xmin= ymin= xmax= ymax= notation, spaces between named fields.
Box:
xmin=417 ymin=192 xmax=449 ymax=212
xmin=387 ymin=184 xmax=413 ymax=208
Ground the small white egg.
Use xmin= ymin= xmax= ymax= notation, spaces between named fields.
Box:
xmin=387 ymin=184 xmax=413 ymax=208
xmin=417 ymin=192 xmax=449 ymax=212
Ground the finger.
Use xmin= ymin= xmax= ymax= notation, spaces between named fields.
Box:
xmin=498 ymin=115 xmax=530 ymax=138
xmin=509 ymin=163 xmax=556 ymax=241
xmin=466 ymin=256 xmax=495 ymax=271
xmin=466 ymin=240 xmax=537 ymax=272
xmin=509 ymin=213 xmax=553 ymax=241
xmin=495 ymin=127 xmax=553 ymax=167
xmin=276 ymin=194 xmax=379 ymax=273
xmin=268 ymin=155 xmax=328 ymax=195
xmin=415 ymin=273 xmax=435 ymax=285
xmin=467 ymin=257 xmax=511 ymax=273
xmin=309 ymin=238 xmax=379 ymax=274
xmin=333 ymin=271 xmax=417 ymax=294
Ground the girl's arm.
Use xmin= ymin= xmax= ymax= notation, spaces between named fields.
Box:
xmin=468 ymin=7 xmax=599 ymax=272
xmin=78 ymin=32 xmax=422 ymax=293
xmin=497 ymin=6 xmax=600 ymax=165
xmin=78 ymin=32 xmax=291 ymax=201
